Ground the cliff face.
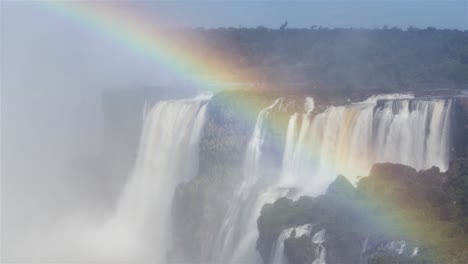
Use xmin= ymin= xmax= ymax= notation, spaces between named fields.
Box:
xmin=453 ymin=97 xmax=468 ymax=159
xmin=257 ymin=160 xmax=468 ymax=264
xmin=170 ymin=91 xmax=309 ymax=262
xmin=170 ymin=91 xmax=273 ymax=262
xmin=168 ymin=90 xmax=468 ymax=263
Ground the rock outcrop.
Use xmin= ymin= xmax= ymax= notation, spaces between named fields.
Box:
xmin=453 ymin=97 xmax=468 ymax=159
xmin=169 ymin=90 xmax=468 ymax=263
xmin=257 ymin=160 xmax=468 ymax=264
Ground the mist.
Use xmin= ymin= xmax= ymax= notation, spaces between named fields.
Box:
xmin=1 ymin=2 xmax=194 ymax=261
xmin=1 ymin=1 xmax=467 ymax=263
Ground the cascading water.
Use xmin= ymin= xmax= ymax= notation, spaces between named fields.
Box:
xmin=212 ymin=98 xmax=287 ymax=264
xmin=105 ymin=96 xmax=210 ymax=262
xmin=210 ymin=94 xmax=453 ymax=264
xmin=270 ymin=230 xmax=294 ymax=264
xmin=29 ymin=95 xmax=211 ymax=263
xmin=271 ymin=224 xmax=313 ymax=264
xmin=373 ymin=99 xmax=452 ymax=171
xmin=269 ymin=225 xmax=326 ymax=264
xmin=280 ymin=97 xmax=316 ymax=189
xmin=280 ymin=95 xmax=453 ymax=195
xmin=311 ymin=229 xmax=327 ymax=264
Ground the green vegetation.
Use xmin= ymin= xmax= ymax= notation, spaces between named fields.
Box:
xmin=358 ymin=161 xmax=468 ymax=263
xmin=257 ymin=160 xmax=468 ymax=264
xmin=171 ymin=27 xmax=468 ymax=92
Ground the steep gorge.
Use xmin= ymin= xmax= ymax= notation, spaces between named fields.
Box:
xmin=170 ymin=90 xmax=468 ymax=263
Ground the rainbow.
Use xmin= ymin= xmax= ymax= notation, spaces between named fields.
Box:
xmin=41 ymin=0 xmax=278 ymax=146
xmin=42 ymin=1 xmax=256 ymax=92
xmin=40 ymin=2 xmax=464 ymax=262
xmin=42 ymin=0 xmax=277 ymax=135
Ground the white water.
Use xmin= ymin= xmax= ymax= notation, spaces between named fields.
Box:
xmin=271 ymin=224 xmax=313 ymax=264
xmin=362 ymin=93 xmax=414 ymax=103
xmin=280 ymin=95 xmax=453 ymax=194
xmin=380 ymin=240 xmax=407 ymax=256
xmin=212 ymin=98 xmax=286 ymax=263
xmin=311 ymin=229 xmax=327 ymax=264
xmin=214 ymin=95 xmax=453 ymax=264
xmin=107 ymin=97 xmax=210 ymax=262
xmin=280 ymin=97 xmax=317 ymax=190
xmin=271 ymin=229 xmax=294 ymax=264
xmin=19 ymin=96 xmax=210 ymax=263
xmin=270 ymin=225 xmax=325 ymax=264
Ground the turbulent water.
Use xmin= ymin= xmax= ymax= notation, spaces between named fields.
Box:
xmin=211 ymin=94 xmax=453 ymax=264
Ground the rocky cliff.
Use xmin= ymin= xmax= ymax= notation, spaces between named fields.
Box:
xmin=170 ymin=91 xmax=273 ymax=262
xmin=168 ymin=90 xmax=468 ymax=263
xmin=257 ymin=160 xmax=468 ymax=264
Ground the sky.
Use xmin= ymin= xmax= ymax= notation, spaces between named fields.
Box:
xmin=0 ymin=0 xmax=467 ymax=259
xmin=130 ymin=0 xmax=468 ymax=30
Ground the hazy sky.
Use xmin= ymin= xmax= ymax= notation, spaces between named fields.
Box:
xmin=132 ymin=0 xmax=468 ymax=30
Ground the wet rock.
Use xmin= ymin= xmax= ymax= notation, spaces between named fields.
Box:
xmin=257 ymin=161 xmax=468 ymax=264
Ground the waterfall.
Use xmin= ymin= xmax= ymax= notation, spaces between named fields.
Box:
xmin=281 ymin=96 xmax=453 ymax=195
xmin=280 ymin=97 xmax=316 ymax=188
xmin=271 ymin=229 xmax=293 ymax=264
xmin=271 ymin=224 xmax=313 ymax=264
xmin=269 ymin=225 xmax=325 ymax=264
xmin=212 ymin=94 xmax=453 ymax=264
xmin=373 ymin=99 xmax=452 ymax=171
xmin=311 ymin=229 xmax=326 ymax=264
xmin=212 ymin=98 xmax=286 ymax=263
xmin=106 ymin=96 xmax=210 ymax=262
